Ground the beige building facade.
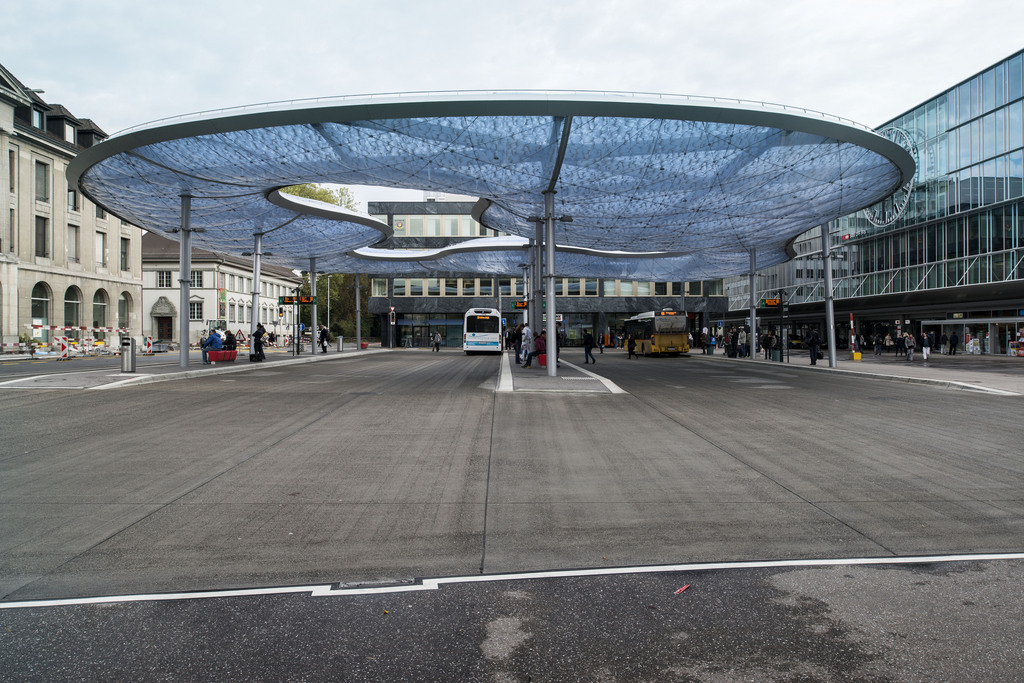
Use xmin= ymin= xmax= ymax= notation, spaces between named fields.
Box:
xmin=0 ymin=63 xmax=143 ymax=349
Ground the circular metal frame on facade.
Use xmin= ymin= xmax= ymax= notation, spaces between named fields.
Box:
xmin=67 ymin=90 xmax=915 ymax=279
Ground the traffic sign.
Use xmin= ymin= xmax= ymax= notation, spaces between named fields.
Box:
xmin=760 ymin=298 xmax=781 ymax=307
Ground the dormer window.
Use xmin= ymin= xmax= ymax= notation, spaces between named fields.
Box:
xmin=32 ymin=109 xmax=44 ymax=128
xmin=64 ymin=123 xmax=76 ymax=144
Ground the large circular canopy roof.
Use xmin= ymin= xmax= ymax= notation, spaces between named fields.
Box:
xmin=68 ymin=91 xmax=914 ymax=278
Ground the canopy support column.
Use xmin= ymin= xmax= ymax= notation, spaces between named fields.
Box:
xmin=821 ymin=224 xmax=837 ymax=368
xmin=250 ymin=232 xmax=263 ymax=342
xmin=310 ymin=258 xmax=317 ymax=354
xmin=748 ymin=248 xmax=757 ymax=362
xmin=532 ymin=221 xmax=543 ymax=336
xmin=544 ymin=191 xmax=557 ymax=377
xmin=178 ymin=194 xmax=192 ymax=369
xmin=355 ymin=274 xmax=361 ymax=352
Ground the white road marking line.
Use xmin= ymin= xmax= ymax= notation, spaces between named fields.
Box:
xmin=4 ymin=552 xmax=1023 ymax=609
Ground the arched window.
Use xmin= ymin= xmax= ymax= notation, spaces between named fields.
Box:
xmin=64 ymin=286 xmax=83 ymax=341
xmin=118 ymin=292 xmax=132 ymax=332
xmin=92 ymin=289 xmax=108 ymax=341
xmin=31 ymin=282 xmax=52 ymax=343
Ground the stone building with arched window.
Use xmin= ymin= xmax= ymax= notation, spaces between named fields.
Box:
xmin=0 ymin=62 xmax=143 ymax=350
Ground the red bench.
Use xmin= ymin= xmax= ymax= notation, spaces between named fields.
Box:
xmin=207 ymin=349 xmax=237 ymax=363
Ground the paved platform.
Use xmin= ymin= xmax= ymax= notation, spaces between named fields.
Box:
xmin=6 ymin=343 xmax=1020 ymax=396
xmin=697 ymin=346 xmax=1024 ymax=395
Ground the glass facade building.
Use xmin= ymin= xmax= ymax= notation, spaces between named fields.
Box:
xmin=367 ymin=200 xmax=724 ymax=348
xmin=729 ymin=50 xmax=1024 ymax=355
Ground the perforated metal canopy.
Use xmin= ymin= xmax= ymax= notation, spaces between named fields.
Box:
xmin=67 ymin=91 xmax=914 ymax=278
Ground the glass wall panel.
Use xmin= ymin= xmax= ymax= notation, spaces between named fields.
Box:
xmin=409 ymin=279 xmax=423 ymax=296
xmin=980 ymin=161 xmax=991 ymax=205
xmin=408 ymin=217 xmax=423 ymax=236
xmin=982 ymin=68 xmax=996 ymax=113
xmin=461 ymin=279 xmax=474 ymax=296
xmin=1009 ymin=54 xmax=1023 ymax=102
xmin=427 ymin=278 xmax=440 ymax=296
xmin=479 ymin=279 xmax=493 ymax=296
xmin=585 ymin=279 xmax=598 ymax=296
xmin=984 ymin=113 xmax=996 ymax=159
xmin=1009 ymin=101 xmax=1023 ymax=150
xmin=958 ymin=82 xmax=971 ymax=125
xmin=445 ymin=278 xmax=458 ymax=296
xmin=1010 ymin=150 xmax=1023 ymax=199
xmin=394 ymin=278 xmax=406 ymax=296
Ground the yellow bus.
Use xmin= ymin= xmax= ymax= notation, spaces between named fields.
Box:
xmin=623 ymin=310 xmax=689 ymax=356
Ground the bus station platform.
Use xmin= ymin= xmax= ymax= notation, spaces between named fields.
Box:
xmin=1 ymin=342 xmax=1020 ymax=395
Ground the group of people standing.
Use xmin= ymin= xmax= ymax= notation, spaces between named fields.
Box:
xmin=872 ymin=330 xmax=956 ymax=360
xmin=508 ymin=322 xmax=569 ymax=368
xmin=700 ymin=327 xmax=752 ymax=358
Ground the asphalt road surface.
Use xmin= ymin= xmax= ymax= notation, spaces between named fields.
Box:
xmin=2 ymin=350 xmax=1022 ymax=681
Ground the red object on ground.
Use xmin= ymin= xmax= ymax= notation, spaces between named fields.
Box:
xmin=674 ymin=585 xmax=690 ymax=594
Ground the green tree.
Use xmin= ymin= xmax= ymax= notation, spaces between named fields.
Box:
xmin=284 ymin=184 xmax=376 ymax=338
xmin=297 ymin=271 xmax=378 ymax=340
xmin=280 ymin=183 xmax=358 ymax=210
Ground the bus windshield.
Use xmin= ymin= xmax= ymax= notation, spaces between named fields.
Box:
xmin=466 ymin=315 xmax=500 ymax=334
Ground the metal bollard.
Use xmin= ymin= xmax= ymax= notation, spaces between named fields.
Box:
xmin=120 ymin=337 xmax=136 ymax=373
xmin=337 ymin=335 xmax=343 ymax=352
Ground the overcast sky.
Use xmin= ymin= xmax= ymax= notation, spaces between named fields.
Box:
xmin=7 ymin=0 xmax=1023 ymax=208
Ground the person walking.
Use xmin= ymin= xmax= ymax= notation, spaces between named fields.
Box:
xmin=318 ymin=325 xmax=329 ymax=353
xmin=252 ymin=323 xmax=266 ymax=362
xmin=904 ymin=331 xmax=916 ymax=362
xmin=940 ymin=332 xmax=949 ymax=354
xmin=805 ymin=328 xmax=821 ymax=365
xmin=737 ymin=328 xmax=747 ymax=358
xmin=921 ymin=330 xmax=932 ymax=362
xmin=521 ymin=322 xmax=534 ymax=364
xmin=431 ymin=329 xmax=442 ymax=352
xmin=948 ymin=332 xmax=959 ymax=356
xmin=627 ymin=333 xmax=639 ymax=359
xmin=583 ymin=330 xmax=596 ymax=364
xmin=511 ymin=324 xmax=523 ymax=361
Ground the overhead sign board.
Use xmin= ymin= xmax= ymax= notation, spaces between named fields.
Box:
xmin=760 ymin=298 xmax=781 ymax=307
xmin=513 ymin=301 xmax=529 ymax=309
xmin=279 ymin=295 xmax=317 ymax=305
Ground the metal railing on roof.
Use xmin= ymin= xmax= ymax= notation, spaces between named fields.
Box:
xmin=113 ymin=89 xmax=877 ymax=137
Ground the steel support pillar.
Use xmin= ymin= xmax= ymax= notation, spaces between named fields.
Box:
xmin=178 ymin=195 xmax=192 ymax=369
xmin=544 ymin=192 xmax=557 ymax=377
xmin=310 ymin=257 xmax=317 ymax=354
xmin=250 ymin=232 xmax=263 ymax=341
xmin=821 ymin=224 xmax=838 ymax=368
xmin=748 ymin=248 xmax=757 ymax=362
xmin=355 ymin=273 xmax=361 ymax=351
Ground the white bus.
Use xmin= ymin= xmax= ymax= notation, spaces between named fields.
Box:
xmin=463 ymin=308 xmax=502 ymax=354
